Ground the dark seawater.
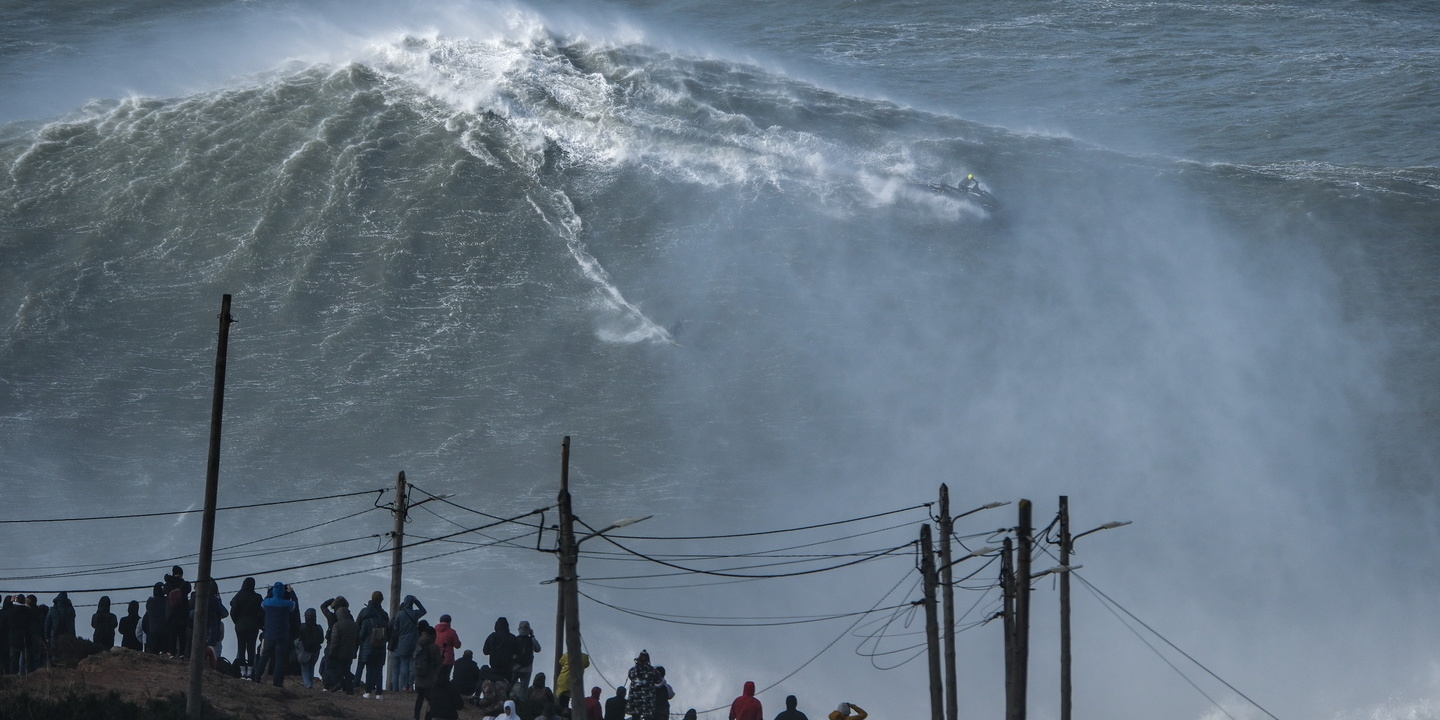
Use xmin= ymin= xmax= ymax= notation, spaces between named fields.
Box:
xmin=1 ymin=2 xmax=1437 ymax=719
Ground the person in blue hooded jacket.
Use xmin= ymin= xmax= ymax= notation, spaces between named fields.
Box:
xmin=254 ymin=582 xmax=297 ymax=687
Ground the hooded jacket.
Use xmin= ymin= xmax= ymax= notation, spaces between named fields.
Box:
xmin=44 ymin=592 xmax=77 ymax=646
xmin=390 ymin=594 xmax=426 ymax=656
xmin=774 ymin=695 xmax=809 ymax=720
xmin=482 ymin=616 xmax=517 ymax=677
xmin=229 ymin=577 xmax=263 ymax=634
xmin=414 ymin=628 xmax=444 ymax=689
xmin=144 ymin=583 xmax=168 ymax=636
xmin=435 ymin=620 xmax=461 ymax=665
xmin=729 ymin=682 xmax=763 ymax=720
xmin=626 ymin=655 xmax=657 ymax=719
xmin=119 ymin=601 xmax=142 ymax=650
xmin=260 ymin=582 xmax=296 ymax=643
xmin=328 ymin=606 xmax=359 ymax=663
xmin=91 ymin=596 xmax=118 ymax=649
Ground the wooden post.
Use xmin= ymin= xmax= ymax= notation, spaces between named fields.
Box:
xmin=1059 ymin=497 xmax=1072 ymax=720
xmin=1015 ymin=500 xmax=1033 ymax=720
xmin=554 ymin=437 xmax=570 ymax=693
xmin=559 ymin=438 xmax=587 ymax=720
xmin=921 ymin=524 xmax=943 ymax=720
xmin=387 ymin=471 xmax=407 ymax=691
xmin=187 ymin=294 xmax=234 ymax=719
xmin=938 ymin=485 xmax=958 ymax=720
xmin=1002 ymin=536 xmax=1016 ymax=720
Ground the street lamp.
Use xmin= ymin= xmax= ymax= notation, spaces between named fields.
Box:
xmin=1058 ymin=497 xmax=1129 ymax=720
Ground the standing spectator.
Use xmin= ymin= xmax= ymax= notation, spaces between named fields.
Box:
xmin=26 ymin=596 xmax=46 ymax=671
xmin=513 ymin=619 xmax=541 ymax=689
xmin=297 ymin=608 xmax=324 ymax=689
xmin=390 ymin=594 xmax=426 ymax=691
xmin=603 ymin=686 xmax=628 ymax=720
xmin=483 ymin=616 xmax=518 ymax=685
xmin=254 ymin=583 xmax=297 ymax=687
xmin=3 ymin=596 xmax=28 ymax=675
xmin=434 ymin=614 xmax=462 ymax=678
xmin=90 ymin=596 xmax=118 ymax=650
xmin=325 ymin=602 xmax=359 ymax=694
xmin=143 ymin=584 xmax=168 ymax=655
xmin=558 ymin=652 xmax=589 ymax=702
xmin=229 ymin=577 xmax=263 ymax=674
xmin=653 ymin=667 xmax=674 ymax=720
xmin=118 ymin=600 xmax=143 ymax=651
xmin=774 ymin=696 xmax=809 ymax=720
xmin=413 ymin=624 xmax=443 ymax=720
xmin=585 ymin=686 xmax=604 ymax=720
xmin=201 ymin=587 xmax=228 ymax=662
xmin=45 ymin=592 xmax=77 ymax=653
xmin=827 ymin=703 xmax=865 ymax=720
xmin=163 ymin=569 xmax=191 ymax=658
xmin=356 ymin=591 xmax=390 ymax=699
xmin=729 ymin=682 xmax=762 ymax=720
xmin=626 ymin=651 xmax=658 ymax=720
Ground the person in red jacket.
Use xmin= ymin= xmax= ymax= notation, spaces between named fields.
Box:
xmin=729 ymin=681 xmax=763 ymax=720
xmin=434 ymin=614 xmax=462 ymax=678
xmin=585 ymin=686 xmax=604 ymax=720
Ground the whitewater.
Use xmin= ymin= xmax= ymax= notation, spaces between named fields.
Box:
xmin=2 ymin=1 xmax=1439 ymax=719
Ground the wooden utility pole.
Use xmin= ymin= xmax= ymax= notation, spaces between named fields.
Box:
xmin=560 ymin=438 xmax=588 ymax=720
xmin=1014 ymin=499 xmax=1033 ymax=720
xmin=1059 ymin=496 xmax=1072 ymax=720
xmin=554 ymin=437 xmax=570 ymax=692
xmin=1001 ymin=536 xmax=1016 ymax=720
xmin=938 ymin=485 xmax=958 ymax=720
xmin=187 ymin=294 xmax=234 ymax=719
xmin=921 ymin=524 xmax=943 ymax=720
xmin=387 ymin=471 xmax=407 ymax=691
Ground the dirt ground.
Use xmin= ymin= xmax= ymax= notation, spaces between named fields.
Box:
xmin=0 ymin=647 xmax=419 ymax=720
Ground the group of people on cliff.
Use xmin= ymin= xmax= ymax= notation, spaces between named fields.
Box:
xmin=4 ymin=567 xmax=870 ymax=720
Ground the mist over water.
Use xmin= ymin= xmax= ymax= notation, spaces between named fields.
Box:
xmin=2 ymin=1 xmax=1439 ymax=719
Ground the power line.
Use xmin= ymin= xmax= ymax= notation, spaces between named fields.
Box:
xmin=585 ymin=503 xmax=932 ymax=542
xmin=0 ymin=506 xmax=385 ymax=582
xmin=0 ymin=488 xmax=384 ymax=524
xmin=4 ymin=504 xmax=549 ymax=595
xmin=577 ymin=589 xmax=913 ymax=628
xmin=681 ymin=565 xmax=918 ymax=716
xmin=1047 ymin=549 xmax=1281 ymax=720
xmin=580 ymin=530 xmax=915 ymax=580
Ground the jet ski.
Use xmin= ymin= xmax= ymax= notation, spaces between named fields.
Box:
xmin=910 ymin=179 xmax=1000 ymax=211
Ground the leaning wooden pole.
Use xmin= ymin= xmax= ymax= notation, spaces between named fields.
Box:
xmin=938 ymin=485 xmax=959 ymax=720
xmin=1001 ymin=536 xmax=1016 ymax=720
xmin=387 ymin=470 xmax=407 ymax=691
xmin=187 ymin=294 xmax=234 ymax=719
xmin=1014 ymin=499 xmax=1033 ymax=720
xmin=1059 ymin=496 xmax=1072 ymax=720
xmin=553 ymin=437 xmax=571 ymax=691
xmin=920 ymin=524 xmax=944 ymax=720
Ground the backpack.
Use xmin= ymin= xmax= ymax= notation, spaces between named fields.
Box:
xmin=369 ymin=623 xmax=389 ymax=648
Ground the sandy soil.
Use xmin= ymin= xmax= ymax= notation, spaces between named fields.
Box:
xmin=0 ymin=647 xmax=421 ymax=720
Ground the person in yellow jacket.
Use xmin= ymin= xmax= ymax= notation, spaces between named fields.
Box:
xmin=828 ymin=703 xmax=866 ymax=720
xmin=556 ymin=651 xmax=590 ymax=700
